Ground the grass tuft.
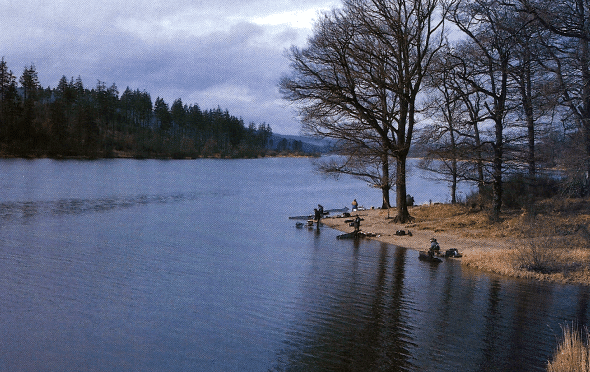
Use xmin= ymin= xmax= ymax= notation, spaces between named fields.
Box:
xmin=548 ymin=324 xmax=590 ymax=372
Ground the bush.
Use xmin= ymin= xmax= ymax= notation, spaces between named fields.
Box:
xmin=503 ymin=173 xmax=560 ymax=209
xmin=515 ymin=235 xmax=565 ymax=274
xmin=465 ymin=189 xmax=489 ymax=209
xmin=465 ymin=173 xmax=561 ymax=210
xmin=512 ymin=215 xmax=590 ymax=275
xmin=560 ymin=174 xmax=590 ymax=198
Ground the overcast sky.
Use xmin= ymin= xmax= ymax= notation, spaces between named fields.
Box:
xmin=1 ymin=0 xmax=340 ymax=135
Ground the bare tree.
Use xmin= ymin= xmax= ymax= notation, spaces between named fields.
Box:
xmin=501 ymin=1 xmax=559 ymax=203
xmin=516 ymin=0 xmax=590 ymax=195
xmin=419 ymin=50 xmax=465 ymax=203
xmin=281 ymin=7 xmax=396 ymax=208
xmin=448 ymin=0 xmax=516 ymax=221
xmin=419 ymin=43 xmax=499 ymax=203
xmin=444 ymin=45 xmax=489 ymax=194
xmin=281 ymin=0 xmax=451 ymax=222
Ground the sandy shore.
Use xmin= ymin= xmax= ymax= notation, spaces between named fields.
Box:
xmin=322 ymin=208 xmax=513 ymax=252
xmin=320 ymin=206 xmax=590 ymax=285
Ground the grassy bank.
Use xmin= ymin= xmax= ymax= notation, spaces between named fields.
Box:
xmin=322 ymin=198 xmax=590 ymax=285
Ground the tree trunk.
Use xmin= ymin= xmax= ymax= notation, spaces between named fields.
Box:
xmin=525 ymin=100 xmax=536 ymax=209
xmin=474 ymin=145 xmax=484 ymax=195
xmin=450 ymin=118 xmax=458 ymax=204
xmin=490 ymin=52 xmax=509 ymax=222
xmin=395 ymin=155 xmax=411 ymax=223
xmin=519 ymin=43 xmax=536 ymax=209
xmin=451 ymin=166 xmax=457 ymax=204
xmin=381 ymin=151 xmax=391 ymax=209
xmin=492 ymin=120 xmax=503 ymax=222
xmin=581 ymin=37 xmax=590 ymax=196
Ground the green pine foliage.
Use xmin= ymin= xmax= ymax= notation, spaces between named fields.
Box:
xmin=0 ymin=59 xmax=274 ymax=159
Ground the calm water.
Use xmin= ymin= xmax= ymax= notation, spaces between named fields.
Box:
xmin=0 ymin=158 xmax=587 ymax=371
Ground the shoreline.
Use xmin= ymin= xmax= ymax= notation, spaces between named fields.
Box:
xmin=321 ymin=206 xmax=590 ymax=286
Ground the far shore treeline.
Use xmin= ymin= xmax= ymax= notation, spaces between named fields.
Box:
xmin=0 ymin=58 xmax=300 ymax=159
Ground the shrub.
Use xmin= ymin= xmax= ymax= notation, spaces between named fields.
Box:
xmin=503 ymin=173 xmax=560 ymax=209
xmin=465 ymin=189 xmax=490 ymax=209
xmin=560 ymin=174 xmax=590 ymax=198
xmin=513 ymin=218 xmax=571 ymax=274
xmin=515 ymin=235 xmax=565 ymax=274
xmin=465 ymin=173 xmax=561 ymax=210
xmin=512 ymin=214 xmax=590 ymax=275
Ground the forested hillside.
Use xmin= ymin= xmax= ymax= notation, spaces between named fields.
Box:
xmin=0 ymin=58 xmax=277 ymax=158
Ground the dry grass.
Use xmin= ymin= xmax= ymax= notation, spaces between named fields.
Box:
xmin=548 ymin=324 xmax=590 ymax=372
xmin=408 ymin=203 xmax=517 ymax=238
xmin=409 ymin=199 xmax=590 ymax=240
xmin=408 ymin=198 xmax=590 ymax=284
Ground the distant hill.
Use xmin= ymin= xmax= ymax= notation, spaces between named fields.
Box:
xmin=268 ymin=134 xmax=335 ymax=154
xmin=267 ymin=134 xmax=427 ymax=157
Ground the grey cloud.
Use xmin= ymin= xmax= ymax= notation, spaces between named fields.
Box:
xmin=2 ymin=0 xmax=338 ymax=134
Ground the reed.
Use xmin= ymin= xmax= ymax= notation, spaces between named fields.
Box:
xmin=548 ymin=324 xmax=590 ymax=372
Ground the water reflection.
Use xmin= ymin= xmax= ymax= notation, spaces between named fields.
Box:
xmin=576 ymin=286 xmax=590 ymax=327
xmin=0 ymin=192 xmax=213 ymax=221
xmin=274 ymin=241 xmax=416 ymax=371
xmin=480 ymin=279 xmax=502 ymax=370
xmin=382 ymin=244 xmax=414 ymax=371
xmin=274 ymin=237 xmax=590 ymax=372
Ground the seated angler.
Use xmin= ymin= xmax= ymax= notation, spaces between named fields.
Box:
xmin=429 ymin=238 xmax=440 ymax=257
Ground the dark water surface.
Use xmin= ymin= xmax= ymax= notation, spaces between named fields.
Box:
xmin=0 ymin=158 xmax=586 ymax=371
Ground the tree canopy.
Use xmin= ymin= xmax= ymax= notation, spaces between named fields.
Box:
xmin=417 ymin=0 xmax=590 ymax=219
xmin=281 ymin=0 xmax=451 ymax=222
xmin=284 ymin=0 xmax=590 ymax=221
